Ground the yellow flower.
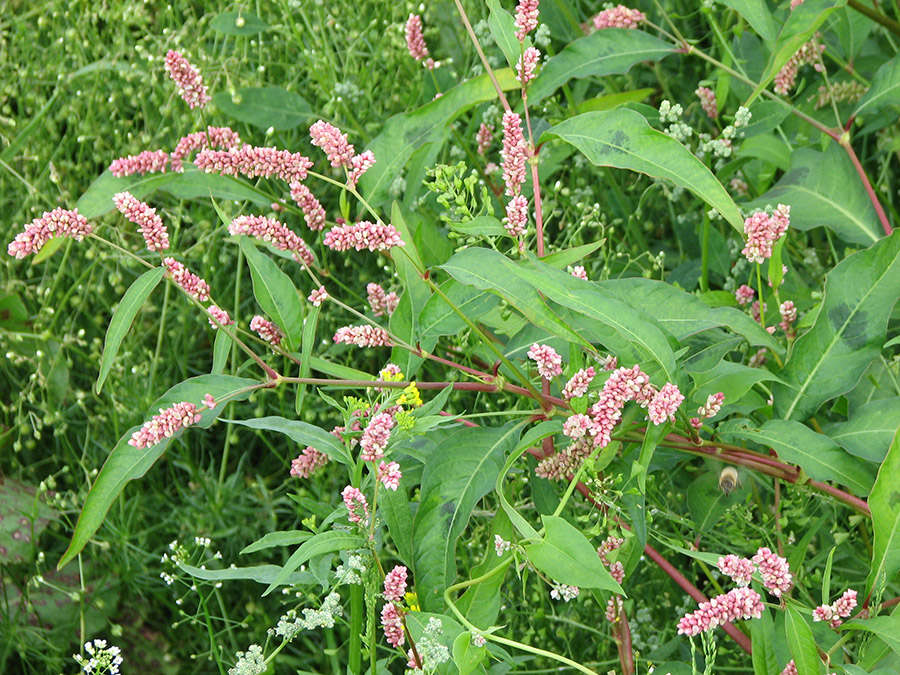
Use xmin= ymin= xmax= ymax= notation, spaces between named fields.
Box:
xmin=397 ymin=382 xmax=423 ymax=407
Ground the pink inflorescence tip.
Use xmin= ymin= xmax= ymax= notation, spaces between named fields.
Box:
xmin=7 ymin=208 xmax=92 ymax=259
xmin=164 ymin=50 xmax=211 ymax=109
xmin=696 ymin=86 xmax=718 ymax=119
xmin=381 ymin=603 xmax=405 ymax=647
xmin=163 ymin=257 xmax=210 ymax=301
xmin=290 ymin=446 xmax=330 ymax=478
xmin=570 ymin=265 xmax=588 ymax=280
xmin=592 ymin=5 xmax=646 ymax=29
xmin=563 ymin=367 xmax=595 ymax=400
xmin=367 ymin=283 xmax=399 ymax=317
xmin=735 ymin=284 xmax=755 ymax=306
xmin=717 ymin=554 xmax=754 ymax=586
xmin=342 ymin=485 xmax=370 ymax=525
xmin=334 ymin=324 xmax=392 ymax=348
xmin=676 ymin=587 xmax=764 ymax=636
xmin=505 ymin=194 xmax=529 ymax=238
xmin=742 ymin=204 xmax=790 ymax=264
xmin=228 ymin=215 xmax=314 ymax=267
xmin=250 ymin=315 xmax=283 ymax=347
xmin=195 ymin=145 xmax=313 ymax=183
xmin=207 ymin=305 xmax=234 ymax=329
xmin=383 ymin=565 xmax=408 ymax=602
xmin=290 ymin=182 xmax=327 ymax=230
xmin=813 ymin=589 xmax=857 ymax=628
xmin=360 ymin=411 xmax=395 ymax=462
xmin=323 ymin=220 xmax=404 ymax=252
xmin=647 ymin=383 xmax=685 ymax=425
xmin=309 ymin=120 xmax=355 ymax=168
xmin=308 ymin=286 xmax=329 ymax=307
xmin=514 ymin=0 xmax=540 ymax=41
xmin=405 ymin=14 xmax=430 ymax=62
xmin=476 ymin=123 xmax=494 ymax=156
xmin=347 ymin=150 xmax=376 ymax=187
xmin=109 ymin=150 xmax=170 ymax=178
xmin=378 ymin=461 xmax=402 ymax=491
xmin=752 ymin=546 xmax=793 ymax=597
xmin=698 ymin=392 xmax=725 ymax=419
xmin=516 ymin=47 xmax=541 ymax=85
xmin=170 ymin=126 xmax=242 ymax=172
xmin=501 ymin=111 xmax=528 ymax=197
xmin=113 ymin=191 xmax=169 ymax=252
xmin=129 ymin=401 xmax=203 ymax=449
xmin=528 ymin=343 xmax=563 ymax=379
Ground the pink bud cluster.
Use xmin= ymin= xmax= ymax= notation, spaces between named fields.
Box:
xmin=381 ymin=603 xmax=405 ymax=647
xmin=250 ymin=315 xmax=283 ymax=347
xmin=505 ymin=194 xmax=529 ymax=238
xmin=7 ymin=208 xmax=92 ymax=259
xmin=290 ymin=446 xmax=330 ymax=478
xmin=570 ymin=265 xmax=588 ymax=280
xmin=207 ymin=305 xmax=234 ymax=329
xmin=360 ymin=411 xmax=395 ymax=461
xmin=779 ymin=301 xmax=797 ymax=337
xmin=742 ymin=204 xmax=790 ymax=264
xmin=347 ymin=150 xmax=376 ymax=187
xmin=113 ymin=191 xmax=169 ymax=252
xmin=308 ymin=286 xmax=329 ymax=306
xmin=128 ymin=401 xmax=203 ymax=449
xmin=563 ymin=367 xmax=595 ymax=400
xmin=717 ymin=554 xmax=754 ymax=586
xmin=695 ymin=86 xmax=718 ymax=119
xmin=647 ymin=382 xmax=685 ymax=425
xmin=592 ymin=5 xmax=646 ymax=29
xmin=735 ymin=284 xmax=755 ymax=306
xmin=109 ymin=150 xmax=170 ymax=178
xmin=514 ymin=0 xmax=539 ymax=40
xmin=774 ymin=36 xmax=826 ymax=95
xmin=195 ymin=145 xmax=313 ymax=183
xmin=528 ymin=343 xmax=563 ymax=379
xmin=378 ymin=461 xmax=402 ymax=491
xmin=163 ymin=257 xmax=210 ymax=301
xmin=476 ymin=123 xmax=494 ymax=156
xmin=501 ymin=112 xmax=528 ymax=197
xmin=323 ymin=220 xmax=404 ymax=252
xmin=606 ymin=596 xmax=624 ymax=622
xmin=752 ymin=300 xmax=766 ymax=324
xmin=516 ymin=47 xmax=541 ymax=86
xmin=405 ymin=14 xmax=431 ymax=67
xmin=290 ymin=183 xmax=327 ymax=230
xmin=170 ymin=126 xmax=242 ymax=172
xmin=813 ymin=589 xmax=857 ymax=628
xmin=752 ymin=547 xmax=794 ymax=597
xmin=164 ymin=50 xmax=211 ymax=109
xmin=333 ymin=324 xmax=392 ymax=348
xmin=310 ymin=120 xmax=355 ymax=168
xmin=383 ymin=565 xmax=408 ymax=602
xmin=597 ymin=535 xmax=624 ymax=563
xmin=676 ymin=587 xmax=764 ymax=636
xmin=367 ymin=283 xmax=399 ymax=317
xmin=698 ymin=392 xmax=725 ymax=419
xmin=781 ymin=661 xmax=798 ymax=675
xmin=228 ymin=215 xmax=314 ymax=267
xmin=342 ymin=485 xmax=369 ymax=524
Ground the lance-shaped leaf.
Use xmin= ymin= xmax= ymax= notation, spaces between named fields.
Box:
xmin=529 ymin=29 xmax=675 ymax=105
xmin=721 ymin=0 xmax=777 ymax=43
xmin=866 ymin=424 xmax=900 ymax=596
xmin=487 ymin=0 xmax=531 ymax=69
xmin=58 ymin=375 xmax=258 ymax=569
xmin=96 ymin=267 xmax=165 ymax=394
xmin=825 ymin=398 xmax=900 ymax=463
xmin=785 ymin=604 xmax=821 ymax=675
xmin=226 ymin=416 xmax=353 ymax=466
xmin=843 ymin=616 xmax=900 ymax=657
xmin=853 ymin=54 xmax=900 ymax=119
xmin=774 ymin=232 xmax=900 ymax=420
xmin=212 ymin=86 xmax=312 ymax=130
xmin=263 ymin=530 xmax=365 ymax=595
xmin=545 ymin=109 xmax=744 ymax=233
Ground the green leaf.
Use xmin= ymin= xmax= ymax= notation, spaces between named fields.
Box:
xmin=0 ymin=292 xmax=28 ymax=332
xmin=457 ymin=511 xmax=513 ymax=628
xmin=720 ymin=0 xmax=777 ymax=43
xmin=226 ymin=416 xmax=353 ymax=466
xmin=690 ymin=360 xmax=782 ymax=405
xmin=178 ymin=561 xmax=311 ymax=586
xmin=744 ymin=145 xmax=881 ymax=245
xmin=854 ymin=55 xmax=900 ymax=118
xmin=447 ymin=216 xmax=508 ymax=238
xmin=843 ymin=616 xmax=900 ymax=657
xmin=538 ymin=240 xmax=606 ymax=269
xmin=295 ymin=304 xmax=319 ymax=415
xmin=688 ymin=470 xmax=747 ymax=532
xmin=487 ymin=0 xmax=528 ymax=69
xmin=865 ymin=424 xmax=900 ymax=596
xmin=359 ymin=69 xmax=518 ymax=207
xmin=751 ymin=607 xmax=780 ymax=675
xmin=825 ymin=399 xmax=900 ymax=463
xmin=529 ymin=29 xmax=675 ymax=105
xmin=209 ymin=10 xmax=269 ymax=35
xmin=241 ymin=530 xmax=312 ymax=554
xmin=453 ymin=632 xmax=488 ymax=675
xmin=576 ymin=88 xmax=656 ymax=113
xmin=720 ymin=419 xmax=875 ymax=496
xmin=380 ymin=476 xmax=415 ymax=567
xmin=419 ymin=280 xmax=500 ymax=338
xmin=212 ymin=87 xmax=312 ymax=130
xmin=774 ymin=233 xmax=900 ymax=420
xmin=96 ymin=267 xmax=165 ymax=394
xmin=58 ymin=375 xmax=258 ymax=569
xmin=76 ymin=166 xmax=271 ymax=219
xmin=545 ymin=109 xmax=744 ymax=233
xmin=263 ymin=530 xmax=364 ymax=596
xmin=413 ymin=423 xmax=522 ymax=612
xmin=741 ymin=100 xmax=791 ymax=137
xmin=211 ymin=328 xmax=230 ymax=375
xmin=523 ymin=515 xmax=623 ymax=593
xmin=239 ymin=237 xmax=305 ymax=351
xmin=785 ymin=604 xmax=821 ymax=675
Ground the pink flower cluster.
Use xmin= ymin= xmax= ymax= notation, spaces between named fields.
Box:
xmin=381 ymin=603 xmax=405 ymax=647
xmin=563 ymin=367 xmax=595 ymax=400
xmin=592 ymin=5 xmax=646 ymax=29
xmin=163 ymin=257 xmax=210 ymax=301
xmin=290 ymin=182 xmax=327 ymax=230
xmin=347 ymin=150 xmax=376 ymax=188
xmin=695 ymin=86 xmax=717 ymax=119
xmin=781 ymin=661 xmax=798 ymax=675
xmin=164 ymin=50 xmax=210 ymax=109
xmin=570 ymin=265 xmax=588 ymax=280
xmin=309 ymin=120 xmax=355 ymax=168
xmin=501 ymin=112 xmax=528 ymax=197
xmin=228 ymin=215 xmax=314 ymax=267
xmin=528 ymin=343 xmax=563 ymax=379
xmin=779 ymin=301 xmax=797 ymax=337
xmin=308 ymin=286 xmax=329 ymax=306
xmin=516 ymin=47 xmax=541 ymax=85
xmin=405 ymin=14 xmax=432 ymax=67
xmin=775 ymin=37 xmax=826 ymax=95
xmin=207 ymin=305 xmax=234 ymax=329
xmin=514 ymin=0 xmax=539 ymax=40
xmin=735 ymin=284 xmax=755 ymax=306
xmin=333 ymin=324 xmax=392 ymax=348
xmin=250 ymin=315 xmax=283 ymax=347
xmin=813 ymin=589 xmax=857 ymax=628
xmin=698 ymin=392 xmax=725 ymax=419
xmin=323 ymin=220 xmax=404 ymax=252
xmin=505 ymin=194 xmax=529 ymax=238
xmin=170 ymin=126 xmax=242 ymax=172
xmin=378 ymin=461 xmax=402 ymax=490
xmin=742 ymin=204 xmax=790 ymax=264
xmin=384 ymin=565 xmax=408 ymax=602
xmin=342 ymin=485 xmax=370 ymax=524
xmin=648 ymin=382 xmax=685 ymax=425
xmin=7 ymin=208 xmax=92 ymax=259
xmin=476 ymin=123 xmax=494 ymax=156
xmin=676 ymin=587 xmax=764 ymax=636
xmin=195 ymin=145 xmax=313 ymax=183
xmin=109 ymin=150 xmax=170 ymax=178
xmin=128 ymin=401 xmax=203 ymax=449
xmin=367 ymin=283 xmax=399 ymax=317
xmin=360 ymin=411 xmax=395 ymax=461
xmin=113 ymin=191 xmax=169 ymax=252
xmin=290 ymin=446 xmax=330 ymax=478
xmin=752 ymin=547 xmax=794 ymax=597
xmin=717 ymin=554 xmax=755 ymax=586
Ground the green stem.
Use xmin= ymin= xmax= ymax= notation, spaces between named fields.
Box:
xmin=700 ymin=212 xmax=710 ymax=292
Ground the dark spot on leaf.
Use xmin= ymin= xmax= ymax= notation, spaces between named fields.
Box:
xmin=440 ymin=500 xmax=456 ymax=517
xmin=828 ymin=303 xmax=868 ymax=350
xmin=782 ymin=166 xmax=810 ymax=184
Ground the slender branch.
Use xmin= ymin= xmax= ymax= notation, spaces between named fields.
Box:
xmin=848 ymin=0 xmax=900 ymax=38
xmin=452 ymin=0 xmax=511 ymax=112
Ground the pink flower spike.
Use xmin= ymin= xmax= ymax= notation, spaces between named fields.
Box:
xmin=170 ymin=126 xmax=242 ymax=172
xmin=309 ymin=120 xmax=355 ymax=168
xmin=381 ymin=602 xmax=405 ymax=647
xmin=752 ymin=546 xmax=793 ymax=597
xmin=405 ymin=14 xmax=429 ymax=61
xmin=129 ymin=401 xmax=203 ymax=449
xmin=377 ymin=461 xmax=402 ymax=491
xmin=742 ymin=204 xmax=790 ymax=264
xmin=500 ymin=111 xmax=528 ymax=197
xmin=308 ymin=286 xmax=329 ymax=306
xmin=195 ymin=145 xmax=313 ymax=183
xmin=109 ymin=150 xmax=169 ymax=177
xmin=690 ymin=417 xmax=703 ymax=429
xmin=528 ymin=343 xmax=563 ymax=379
xmin=7 ymin=208 xmax=92 ymax=259
xmin=696 ymin=86 xmax=718 ymax=119
xmin=563 ymin=414 xmax=593 ymax=440
xmin=676 ymin=587 xmax=764 ymax=635
xmin=476 ymin=123 xmax=494 ymax=155
xmin=347 ymin=150 xmax=376 ymax=187
xmin=367 ymin=283 xmax=399 ymax=317
xmin=514 ymin=0 xmax=540 ymax=41
xmin=781 ymin=661 xmax=798 ymax=675
xmin=113 ymin=191 xmax=169 ymax=252
xmin=717 ymin=554 xmax=754 ymax=586
xmin=779 ymin=300 xmax=797 ymax=337
xmin=832 ymin=589 xmax=857 ymax=618
xmin=333 ymin=324 xmax=392 ymax=348
xmin=505 ymin=194 xmax=529 ymax=237
xmin=563 ymin=367 xmax=595 ymax=400
xmin=342 ymin=485 xmax=370 ymax=525
xmin=323 ymin=221 xmax=404 ymax=252
xmin=592 ymin=5 xmax=646 ymax=29
xmin=203 ymin=393 xmax=217 ymax=409
xmin=228 ymin=214 xmax=314 ymax=267
xmin=735 ymin=284 xmax=756 ymax=306
xmin=207 ymin=305 xmax=234 ymax=329
xmin=163 ymin=257 xmax=210 ymax=301
xmin=698 ymin=392 xmax=724 ymax=419
xmin=360 ymin=412 xmax=395 ymax=462
xmin=250 ymin=315 xmax=283 ymax=347
xmin=291 ymin=446 xmax=329 ymax=478
xmin=648 ymin=382 xmax=684 ymax=425
xmin=383 ymin=565 xmax=408 ymax=602
xmin=289 ymin=182 xmax=327 ymax=230
xmin=164 ymin=50 xmax=211 ymax=109
xmin=597 ymin=535 xmax=624 ymax=563
xmin=516 ymin=47 xmax=541 ymax=86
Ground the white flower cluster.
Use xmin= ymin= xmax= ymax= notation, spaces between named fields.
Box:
xmin=73 ymin=639 xmax=123 ymax=675
xmin=699 ymin=106 xmax=752 ymax=158
xmin=271 ymin=592 xmax=345 ymax=642
xmin=659 ymin=100 xmax=692 ymax=142
xmin=228 ymin=644 xmax=266 ymax=675
xmin=334 ymin=554 xmax=368 ymax=585
xmin=408 ymin=617 xmax=451 ymax=673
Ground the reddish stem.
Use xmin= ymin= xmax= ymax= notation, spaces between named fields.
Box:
xmin=840 ymin=136 xmax=893 ymax=236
